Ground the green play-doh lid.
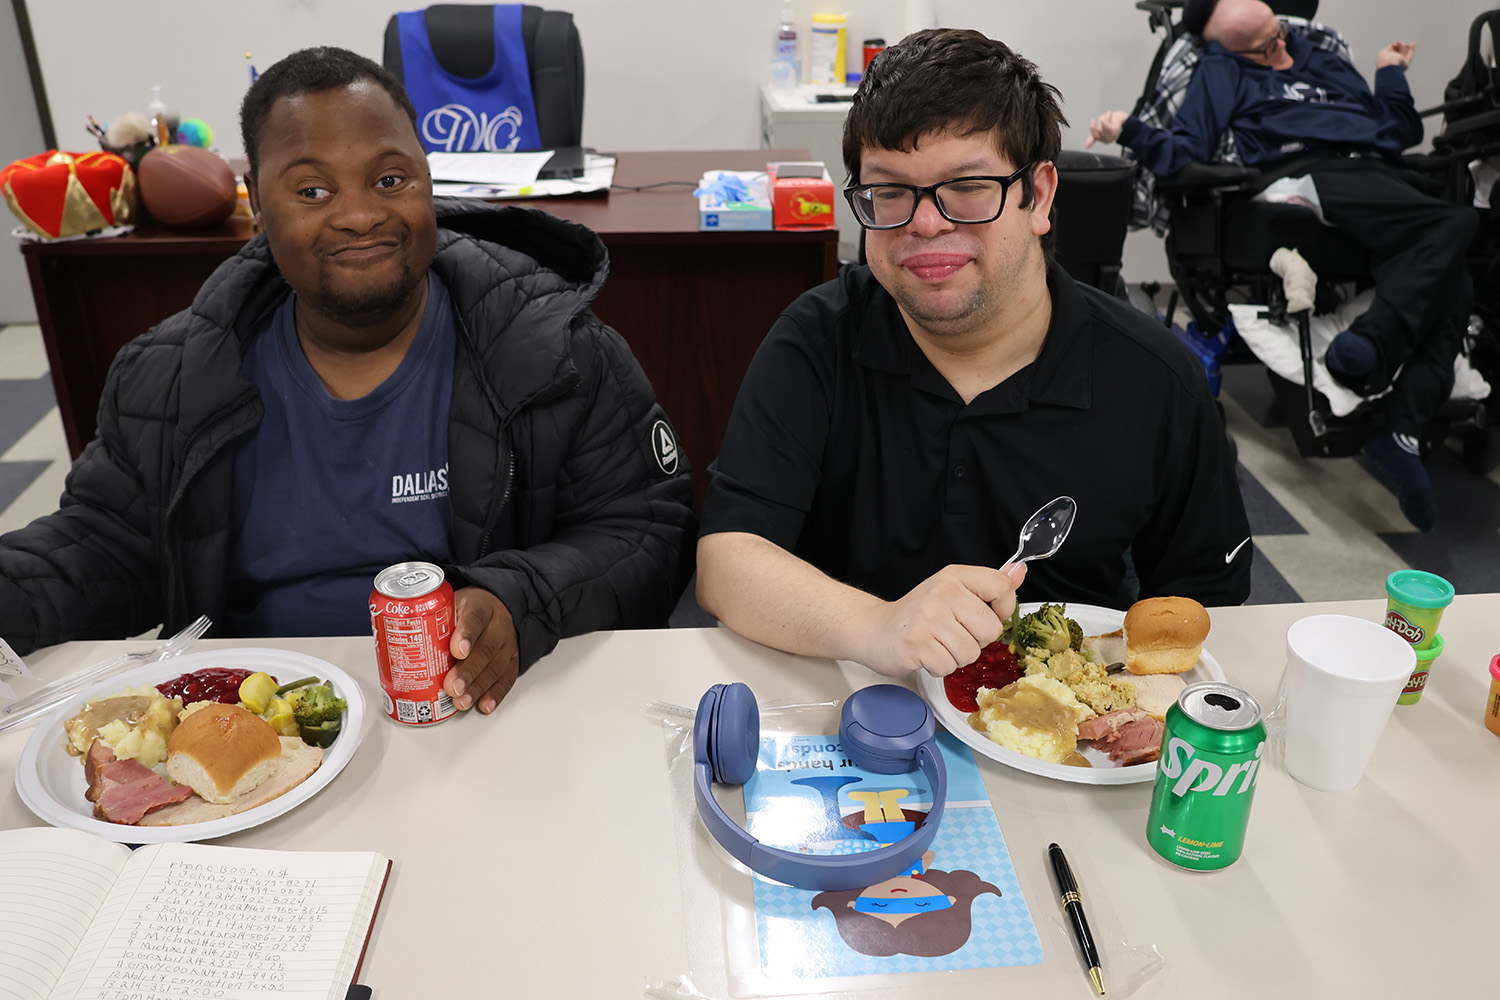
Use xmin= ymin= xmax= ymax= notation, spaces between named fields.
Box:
xmin=1413 ymin=632 xmax=1445 ymax=662
xmin=1385 ymin=570 xmax=1455 ymax=609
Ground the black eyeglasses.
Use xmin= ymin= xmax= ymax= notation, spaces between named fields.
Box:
xmin=844 ymin=164 xmax=1034 ymax=230
xmin=1229 ymin=21 xmax=1285 ymax=58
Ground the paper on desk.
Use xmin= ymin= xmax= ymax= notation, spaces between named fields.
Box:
xmin=427 ymin=151 xmax=554 ymax=185
xmin=430 ymin=154 xmax=616 ymax=199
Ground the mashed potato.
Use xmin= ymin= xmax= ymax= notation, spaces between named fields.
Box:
xmin=64 ymin=686 xmax=181 ymax=766
xmin=968 ymin=675 xmax=1096 ymax=764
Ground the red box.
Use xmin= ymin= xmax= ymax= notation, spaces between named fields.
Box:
xmin=769 ymin=161 xmax=836 ymax=231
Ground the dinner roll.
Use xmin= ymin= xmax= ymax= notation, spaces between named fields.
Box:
xmin=1124 ymin=596 xmax=1210 ymax=675
xmin=166 ymin=703 xmax=281 ymax=804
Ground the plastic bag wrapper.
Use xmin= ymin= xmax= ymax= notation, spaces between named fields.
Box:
xmin=1269 ymin=246 xmax=1317 ymax=315
xmin=693 ymin=171 xmax=769 ymax=209
xmin=644 ymin=693 xmax=1167 ymax=999
xmin=694 ymin=172 xmax=751 ymax=205
xmin=1252 ymin=174 xmax=1328 ymax=225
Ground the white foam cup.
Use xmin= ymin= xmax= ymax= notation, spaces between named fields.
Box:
xmin=1283 ymin=614 xmax=1415 ymax=791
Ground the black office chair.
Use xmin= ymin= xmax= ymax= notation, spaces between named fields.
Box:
xmin=1123 ymin=0 xmax=1494 ymax=466
xmin=383 ymin=4 xmax=584 ymax=151
xmin=1053 ymin=149 xmax=1135 ymax=299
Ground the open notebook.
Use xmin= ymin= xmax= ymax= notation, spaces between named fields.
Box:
xmin=0 ymin=827 xmax=390 ymax=1000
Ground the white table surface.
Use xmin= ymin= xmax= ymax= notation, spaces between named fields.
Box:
xmin=3 ymin=595 xmax=1496 ymax=999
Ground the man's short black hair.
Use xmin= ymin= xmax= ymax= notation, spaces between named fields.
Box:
xmin=240 ymin=46 xmax=420 ymax=174
xmin=842 ymin=29 xmax=1066 ymax=209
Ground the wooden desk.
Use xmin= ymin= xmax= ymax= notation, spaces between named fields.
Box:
xmin=4 ymin=596 xmax=1498 ymax=997
xmin=20 ymin=149 xmax=840 ymax=503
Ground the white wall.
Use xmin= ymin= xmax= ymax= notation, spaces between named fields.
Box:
xmin=0 ymin=5 xmax=46 ymax=322
xmin=26 ymin=0 xmax=1479 ymax=284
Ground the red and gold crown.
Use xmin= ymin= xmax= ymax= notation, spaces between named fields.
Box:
xmin=0 ymin=150 xmax=137 ymax=239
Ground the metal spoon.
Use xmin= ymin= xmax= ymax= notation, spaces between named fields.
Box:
xmin=999 ymin=496 xmax=1077 ymax=572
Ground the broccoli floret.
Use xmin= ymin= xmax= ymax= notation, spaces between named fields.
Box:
xmin=1013 ymin=603 xmax=1072 ymax=653
xmin=1006 ymin=604 xmax=1086 ymax=654
xmin=293 ymin=682 xmax=346 ymax=727
xmin=293 ymin=682 xmax=346 ymax=748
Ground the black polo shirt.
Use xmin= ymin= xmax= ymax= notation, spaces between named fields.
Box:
xmin=701 ymin=261 xmax=1252 ymax=609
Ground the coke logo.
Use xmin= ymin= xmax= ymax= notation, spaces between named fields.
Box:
xmin=1384 ymin=611 xmax=1425 ymax=644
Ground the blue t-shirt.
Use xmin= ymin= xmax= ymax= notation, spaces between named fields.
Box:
xmin=225 ymin=274 xmax=456 ymax=636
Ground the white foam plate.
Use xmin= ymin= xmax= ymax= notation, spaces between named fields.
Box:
xmin=16 ymin=648 xmax=366 ymax=843
xmin=916 ymin=603 xmax=1225 ymax=785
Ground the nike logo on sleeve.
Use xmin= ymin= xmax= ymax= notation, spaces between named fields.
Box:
xmin=1225 ymin=538 xmax=1251 ymax=564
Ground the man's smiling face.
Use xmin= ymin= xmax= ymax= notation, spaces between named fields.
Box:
xmin=246 ymin=80 xmax=437 ymax=335
xmin=860 ymin=128 xmax=1053 ymax=343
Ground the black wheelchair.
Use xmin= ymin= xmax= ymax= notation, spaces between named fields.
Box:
xmin=1122 ymin=0 xmax=1500 ymax=472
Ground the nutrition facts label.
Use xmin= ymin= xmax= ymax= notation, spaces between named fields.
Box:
xmin=385 ymin=607 xmax=452 ymax=689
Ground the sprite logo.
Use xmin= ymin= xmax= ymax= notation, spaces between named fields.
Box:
xmin=1160 ymin=737 xmax=1265 ymax=798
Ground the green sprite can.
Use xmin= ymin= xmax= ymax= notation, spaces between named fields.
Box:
xmin=1146 ymin=682 xmax=1266 ymax=871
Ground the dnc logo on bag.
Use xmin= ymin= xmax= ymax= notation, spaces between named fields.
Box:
xmin=422 ymin=103 xmax=528 ymax=152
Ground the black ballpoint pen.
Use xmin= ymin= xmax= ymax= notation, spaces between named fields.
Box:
xmin=1048 ymin=843 xmax=1104 ymax=995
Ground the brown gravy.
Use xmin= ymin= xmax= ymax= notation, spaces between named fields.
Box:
xmin=64 ymin=696 xmax=161 ymax=755
xmin=984 ymin=683 xmax=1077 ymax=739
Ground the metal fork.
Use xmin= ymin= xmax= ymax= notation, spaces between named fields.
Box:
xmin=0 ymin=615 xmax=211 ymax=734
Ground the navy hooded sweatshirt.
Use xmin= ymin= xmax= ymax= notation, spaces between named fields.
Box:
xmin=1120 ymin=31 xmax=1423 ymax=176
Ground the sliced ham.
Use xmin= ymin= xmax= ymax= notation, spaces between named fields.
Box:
xmin=84 ymin=739 xmax=194 ymax=824
xmin=1078 ymin=707 xmax=1148 ymax=742
xmin=1106 ymin=717 xmax=1164 ymax=763
xmin=1115 ymin=742 xmax=1162 ymax=766
xmin=1077 ymin=708 xmax=1165 ymax=764
xmin=83 ymin=739 xmax=117 ymax=802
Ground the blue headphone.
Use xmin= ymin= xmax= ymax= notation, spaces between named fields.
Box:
xmin=693 ymin=682 xmax=948 ymax=891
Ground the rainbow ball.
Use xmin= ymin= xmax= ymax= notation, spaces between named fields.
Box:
xmin=174 ymin=118 xmax=214 ymax=148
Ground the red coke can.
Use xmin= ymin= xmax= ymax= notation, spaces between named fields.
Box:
xmin=370 ymin=561 xmax=457 ymax=726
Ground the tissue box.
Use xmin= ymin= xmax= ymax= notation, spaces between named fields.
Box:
xmin=769 ymin=161 xmax=836 ymax=231
xmin=697 ymin=170 xmax=772 ymax=232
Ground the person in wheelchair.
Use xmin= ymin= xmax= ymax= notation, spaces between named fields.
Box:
xmin=1088 ymin=0 xmax=1477 ymax=531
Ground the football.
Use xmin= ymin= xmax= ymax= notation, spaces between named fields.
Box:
xmin=136 ymin=144 xmax=236 ymax=228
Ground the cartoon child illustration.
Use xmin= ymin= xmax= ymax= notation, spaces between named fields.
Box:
xmin=811 ymin=851 xmax=1001 ymax=957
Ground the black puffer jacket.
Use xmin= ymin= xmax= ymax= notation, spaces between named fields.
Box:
xmin=0 ymin=199 xmax=695 ymax=669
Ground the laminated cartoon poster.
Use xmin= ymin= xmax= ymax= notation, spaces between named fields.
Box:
xmin=742 ymin=731 xmax=1042 ymax=979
